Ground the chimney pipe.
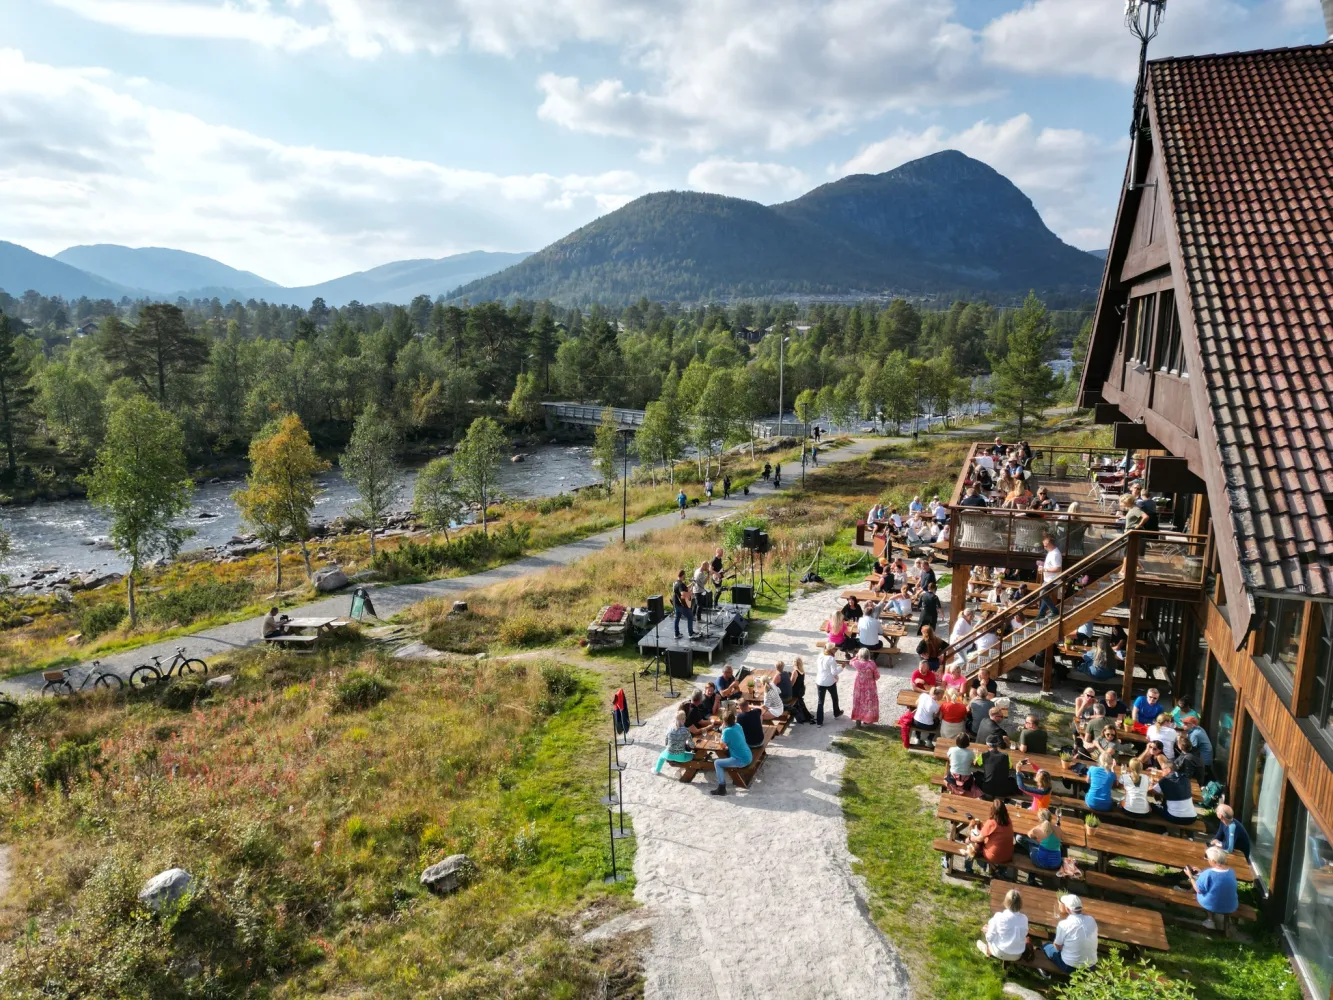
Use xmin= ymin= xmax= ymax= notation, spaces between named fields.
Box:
xmin=1324 ymin=0 xmax=1333 ymax=41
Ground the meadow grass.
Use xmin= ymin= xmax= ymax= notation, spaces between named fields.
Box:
xmin=0 ymin=644 xmax=640 ymax=999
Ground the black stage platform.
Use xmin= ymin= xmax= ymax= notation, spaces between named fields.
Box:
xmin=636 ymin=602 xmax=747 ymax=665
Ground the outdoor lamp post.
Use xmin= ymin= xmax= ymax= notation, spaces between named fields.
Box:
xmin=777 ymin=335 xmax=790 ymax=438
xmin=621 ymin=427 xmax=632 ymax=542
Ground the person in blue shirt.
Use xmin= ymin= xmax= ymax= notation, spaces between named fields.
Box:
xmin=710 ymin=708 xmax=752 ymax=796
xmin=1131 ymin=687 xmax=1165 ymax=732
xmin=1188 ymin=847 xmax=1239 ymax=930
xmin=1182 ymin=716 xmax=1214 ymax=768
xmin=1084 ymin=751 xmax=1117 ymax=811
xmin=1210 ymin=804 xmax=1253 ymax=860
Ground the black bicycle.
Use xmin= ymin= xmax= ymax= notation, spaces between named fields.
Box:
xmin=129 ymin=647 xmax=208 ymax=689
xmin=41 ymin=660 xmax=125 ymax=697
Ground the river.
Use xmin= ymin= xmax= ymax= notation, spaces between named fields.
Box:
xmin=0 ymin=444 xmax=616 ymax=579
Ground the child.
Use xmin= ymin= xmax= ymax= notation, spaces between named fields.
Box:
xmin=655 ymin=711 xmax=696 ymax=774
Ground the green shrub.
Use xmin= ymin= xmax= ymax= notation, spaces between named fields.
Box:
xmin=139 ymin=579 xmax=255 ymax=627
xmin=41 ymin=738 xmax=103 ymax=791
xmin=498 ymin=611 xmax=563 ymax=648
xmin=158 ymin=678 xmax=211 ymax=711
xmin=538 ymin=663 xmax=579 ymax=714
xmin=1057 ymin=952 xmax=1195 ymax=1000
xmin=537 ymin=493 xmax=575 ymax=515
xmin=422 ymin=607 xmax=495 ymax=654
xmin=723 ymin=515 xmax=769 ymax=551
xmin=0 ymin=730 xmax=47 ymax=796
xmin=75 ymin=598 xmax=126 ymax=638
xmin=373 ymin=523 xmax=529 ymax=580
xmin=334 ymin=670 xmax=391 ymax=711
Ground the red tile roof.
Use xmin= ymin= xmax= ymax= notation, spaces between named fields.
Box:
xmin=1149 ymin=45 xmax=1333 ymax=597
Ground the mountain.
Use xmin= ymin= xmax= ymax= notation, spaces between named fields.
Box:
xmin=2 ymin=245 xmax=531 ymax=307
xmin=0 ymin=241 xmax=139 ymax=300
xmin=263 ymin=251 xmax=533 ymax=308
xmin=456 ymin=150 xmax=1105 ymax=305
xmin=55 ymin=244 xmax=278 ymax=296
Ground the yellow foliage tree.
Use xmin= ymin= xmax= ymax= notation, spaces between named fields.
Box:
xmin=233 ymin=414 xmax=329 ymax=590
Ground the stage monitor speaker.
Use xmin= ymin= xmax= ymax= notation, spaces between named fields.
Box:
xmin=742 ymin=526 xmax=761 ymax=550
xmin=731 ymin=584 xmax=754 ymax=606
xmin=646 ymin=594 xmax=665 ymax=623
xmin=725 ymin=616 xmax=744 ymax=640
xmin=756 ymin=531 xmax=770 ymax=554
xmin=666 ymin=649 xmax=693 ymax=680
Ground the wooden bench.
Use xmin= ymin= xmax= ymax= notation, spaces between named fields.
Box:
xmin=933 ymin=837 xmax=1054 ymax=883
xmin=666 ymin=725 xmax=777 ymax=787
xmin=996 ymin=881 xmax=1170 ymax=952
xmin=1042 ymin=789 xmax=1207 ymax=835
xmin=1078 ymin=869 xmax=1258 ymax=923
xmin=263 ymin=634 xmax=319 ymax=653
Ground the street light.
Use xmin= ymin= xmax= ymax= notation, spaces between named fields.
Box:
xmin=621 ymin=427 xmax=632 ymax=542
xmin=776 ymin=335 xmax=790 ymax=438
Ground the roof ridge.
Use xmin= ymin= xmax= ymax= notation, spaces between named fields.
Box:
xmin=1148 ymin=41 xmax=1333 ymax=67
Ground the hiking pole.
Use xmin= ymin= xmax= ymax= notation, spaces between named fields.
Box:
xmin=613 ymin=768 xmax=632 ymax=840
xmin=602 ymin=742 xmax=619 ymax=806
xmin=630 ymin=669 xmax=646 ymax=727
xmin=604 ymin=809 xmax=626 ymax=883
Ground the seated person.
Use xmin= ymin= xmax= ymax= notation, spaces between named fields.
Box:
xmin=1031 ymin=486 xmax=1057 ymax=512
xmin=1016 ymin=714 xmax=1048 ymax=754
xmin=888 ymin=586 xmax=914 ymax=618
xmin=932 ymin=498 xmax=950 ymax=528
xmin=1015 ymin=766 xmax=1053 ymax=813
xmin=716 ymin=663 xmax=751 ymax=699
xmin=871 ymin=557 xmax=894 ymax=595
xmin=1023 ymin=815 xmax=1065 ymax=873
xmin=905 ymin=514 xmax=931 ymax=544
xmin=1187 ymin=847 xmax=1239 ymax=931
xmin=867 ymin=502 xmax=887 ymax=530
xmin=1152 ymin=764 xmax=1199 ymax=825
xmin=966 ymin=690 xmax=996 ymax=737
xmin=856 ymin=611 xmax=884 ymax=653
xmin=909 ymin=495 xmax=925 ymax=515
xmin=966 ymin=668 xmax=999 ymax=698
xmin=977 ymin=888 xmax=1028 ymax=961
xmin=1081 ymin=638 xmax=1117 ymax=680
xmin=262 ymin=606 xmax=289 ymax=638
xmin=966 ymin=799 xmax=1016 ymax=876
xmin=911 ymin=660 xmax=938 ymax=692
xmin=1078 ymin=722 xmax=1119 ymax=761
xmin=938 ymin=689 xmax=969 ymax=740
xmin=1211 ymin=804 xmax=1253 ymax=861
xmin=699 ymin=681 xmax=721 ymax=718
xmin=1102 ymin=689 xmax=1130 ymax=724
xmin=843 ymin=595 xmax=864 ymax=622
xmin=1043 ymin=895 xmax=1099 ymax=973
xmin=887 ymin=509 xmax=904 ymax=535
xmin=1147 ymin=719 xmax=1179 ymax=762
xmin=1120 ymin=758 xmax=1153 ymax=816
xmin=978 ymin=743 xmax=1017 ymax=799
xmin=684 ymin=690 xmax=716 ymax=735
xmin=787 ymin=658 xmax=814 ymax=724
xmin=1172 ymin=695 xmax=1201 ymax=728
xmin=975 ymin=706 xmax=1010 ymax=749
xmin=735 ymin=701 xmax=766 ymax=749
xmin=654 ymin=710 xmax=697 ymax=773
xmin=761 ymin=679 xmax=786 ymax=722
xmin=960 ymin=484 xmax=989 ymax=507
xmin=945 ymin=733 xmax=976 ymax=793
xmin=903 ymin=686 xmax=941 ymax=749
xmin=1172 ymin=734 xmax=1206 ymax=784
xmin=1131 ymin=687 xmax=1165 ymax=734
xmin=1084 ymin=751 xmax=1117 ymax=811
xmin=824 ymin=611 xmax=852 ymax=651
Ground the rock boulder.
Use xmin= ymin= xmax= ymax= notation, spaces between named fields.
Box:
xmin=313 ymin=566 xmax=349 ymax=592
xmin=420 ymin=854 xmax=474 ymax=896
xmin=139 ymin=868 xmax=193 ymax=913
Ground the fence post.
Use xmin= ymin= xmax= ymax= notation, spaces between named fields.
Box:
xmin=604 ymin=809 xmax=626 ymax=884
xmin=602 ymin=742 xmax=619 ymax=806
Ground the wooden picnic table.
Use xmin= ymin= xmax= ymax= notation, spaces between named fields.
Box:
xmin=263 ymin=616 xmax=349 ymax=652
xmin=931 ymin=744 xmax=1203 ymax=800
xmin=1084 ymin=824 xmax=1253 ymax=882
xmin=993 ymin=882 xmax=1169 ymax=952
xmin=937 ymin=795 xmax=1088 ymax=847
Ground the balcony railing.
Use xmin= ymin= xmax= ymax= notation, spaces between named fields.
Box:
xmin=1135 ymin=533 xmax=1207 ymax=588
xmin=953 ymin=507 xmax=1122 ymax=562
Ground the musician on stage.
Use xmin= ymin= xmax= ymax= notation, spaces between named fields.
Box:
xmin=672 ymin=569 xmax=696 ymax=639
xmin=710 ymin=547 xmax=728 ymax=598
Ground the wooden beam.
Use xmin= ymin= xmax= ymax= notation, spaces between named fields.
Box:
xmin=948 ymin=564 xmax=970 ymax=636
xmin=1093 ymin=402 xmax=1125 ymax=425
xmin=1145 ymin=455 xmax=1206 ymax=495
xmin=1121 ymin=534 xmax=1141 ymax=704
xmin=1293 ymin=601 xmax=1323 ymax=717
xmin=1112 ymin=421 xmax=1163 ymax=450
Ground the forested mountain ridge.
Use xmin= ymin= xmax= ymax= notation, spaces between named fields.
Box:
xmin=55 ymin=245 xmax=279 ymax=296
xmin=455 ymin=151 xmax=1104 ymax=306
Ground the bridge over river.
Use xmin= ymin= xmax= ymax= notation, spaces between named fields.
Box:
xmin=542 ymin=402 xmax=788 ymax=437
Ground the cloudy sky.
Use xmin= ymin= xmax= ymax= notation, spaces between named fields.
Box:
xmin=0 ymin=0 xmax=1324 ymax=285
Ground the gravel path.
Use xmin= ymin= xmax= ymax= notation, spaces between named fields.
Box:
xmin=3 ymin=438 xmax=885 ymax=697
xmin=619 ymin=590 xmax=922 ymax=1000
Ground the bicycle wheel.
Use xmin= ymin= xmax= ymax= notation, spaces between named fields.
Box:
xmin=0 ymin=697 xmax=19 ymax=719
xmin=94 ymin=673 xmax=125 ymax=691
xmin=175 ymin=657 xmax=207 ymax=678
xmin=129 ymin=665 xmax=164 ymax=690
xmin=42 ymin=680 xmax=74 ymax=698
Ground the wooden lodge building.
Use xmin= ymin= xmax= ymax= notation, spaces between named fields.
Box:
xmin=937 ymin=44 xmax=1333 ymax=996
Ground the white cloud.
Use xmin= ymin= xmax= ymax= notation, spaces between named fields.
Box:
xmin=0 ymin=48 xmax=652 ymax=284
xmin=686 ymin=158 xmax=809 ymax=202
xmin=839 ymin=114 xmax=1125 ymax=249
xmin=982 ymin=0 xmax=1309 ymax=84
xmin=46 ymin=0 xmax=332 ymax=52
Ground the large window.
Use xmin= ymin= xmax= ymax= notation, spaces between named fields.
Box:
xmin=1283 ymin=806 xmax=1333 ymax=999
xmin=1256 ymin=597 xmax=1304 ymax=683
xmin=1309 ymin=603 xmax=1333 ymax=745
xmin=1238 ymin=721 xmax=1284 ymax=886
xmin=1153 ymin=291 xmax=1187 ymax=374
xmin=1205 ymin=655 xmax=1237 ymax=785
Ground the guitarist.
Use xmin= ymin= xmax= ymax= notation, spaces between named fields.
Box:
xmin=710 ymin=546 xmax=729 ymax=599
xmin=672 ymin=569 xmax=696 ymax=640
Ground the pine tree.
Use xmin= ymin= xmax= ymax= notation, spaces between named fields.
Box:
xmin=0 ymin=312 xmax=35 ymax=477
xmin=988 ymin=292 xmax=1060 ymax=437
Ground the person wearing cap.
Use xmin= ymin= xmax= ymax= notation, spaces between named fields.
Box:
xmin=1043 ymin=895 xmax=1099 ymax=973
xmin=978 ymin=888 xmax=1028 ymax=962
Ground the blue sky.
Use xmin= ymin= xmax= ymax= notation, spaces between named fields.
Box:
xmin=0 ymin=0 xmax=1324 ymax=286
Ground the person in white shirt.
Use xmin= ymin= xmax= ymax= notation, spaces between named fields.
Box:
xmin=1038 ymin=535 xmax=1063 ymax=618
xmin=889 ymin=586 xmax=914 ymax=617
xmin=949 ymin=607 xmax=977 ymax=666
xmin=1147 ymin=721 xmax=1179 ymax=762
xmin=1043 ymin=894 xmax=1098 ymax=973
xmin=814 ymin=642 xmax=843 ymax=727
xmin=857 ymin=610 xmax=884 ymax=652
xmin=1119 ymin=757 xmax=1153 ymax=816
xmin=761 ymin=679 xmax=785 ymax=721
xmin=977 ymin=889 xmax=1029 ymax=962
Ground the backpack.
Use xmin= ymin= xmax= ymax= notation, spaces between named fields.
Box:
xmin=1200 ymin=781 xmax=1225 ymax=810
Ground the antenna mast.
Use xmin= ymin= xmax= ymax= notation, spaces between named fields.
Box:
xmin=1126 ymin=1 xmax=1168 ymax=136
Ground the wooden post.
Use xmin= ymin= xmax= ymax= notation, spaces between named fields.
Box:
xmin=948 ymin=563 xmax=971 ymax=635
xmin=1121 ymin=533 xmax=1141 ymax=705
xmin=1041 ymin=636 xmax=1056 ymax=697
xmin=1293 ymin=602 xmax=1322 ymax=718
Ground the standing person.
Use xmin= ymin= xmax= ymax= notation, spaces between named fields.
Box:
xmin=709 ymin=709 xmax=753 ymax=796
xmin=762 ymin=462 xmax=771 ymax=482
xmin=788 ymin=657 xmax=814 ymax=724
xmin=917 ymin=581 xmax=941 ymax=634
xmin=977 ymin=889 xmax=1028 ymax=961
xmin=654 ymin=710 xmax=696 ymax=774
xmin=811 ymin=444 xmax=819 ymax=465
xmin=671 ymin=569 xmax=695 ymax=640
xmin=677 ymin=488 xmax=688 ymax=519
xmin=916 ymin=624 xmax=945 ymax=672
xmin=849 ymin=649 xmax=881 ymax=727
xmin=692 ymin=561 xmax=711 ymax=607
xmin=814 ymin=642 xmax=843 ymax=726
xmin=1038 ymin=535 xmax=1063 ymax=618
xmin=1044 ymin=896 xmax=1099 ymax=973
xmin=722 ymin=475 xmax=731 ymax=499
xmin=704 ymin=477 xmax=714 ymax=506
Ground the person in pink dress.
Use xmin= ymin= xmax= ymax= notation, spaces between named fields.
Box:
xmin=850 ymin=650 xmax=881 ymax=727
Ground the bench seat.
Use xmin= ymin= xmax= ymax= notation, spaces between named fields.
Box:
xmin=1079 ymin=869 xmax=1258 ymax=923
xmin=264 ymin=634 xmax=319 ymax=653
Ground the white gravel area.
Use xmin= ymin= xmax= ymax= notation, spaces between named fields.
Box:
xmin=618 ymin=589 xmax=922 ymax=1000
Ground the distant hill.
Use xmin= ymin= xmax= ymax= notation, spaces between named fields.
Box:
xmin=456 ymin=151 xmax=1105 ymax=305
xmin=1 ymin=245 xmax=531 ymax=308
xmin=55 ymin=244 xmax=278 ymax=296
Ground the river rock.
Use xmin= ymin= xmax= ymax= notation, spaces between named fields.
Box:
xmin=511 ymin=454 xmax=526 ymax=463
xmin=420 ymin=854 xmax=473 ymax=895
xmin=139 ymin=868 xmax=193 ymax=913
xmin=394 ymin=641 xmax=443 ymax=661
xmin=65 ymin=632 xmax=83 ymax=645
xmin=196 ymin=511 xmax=217 ymax=519
xmin=205 ymin=674 xmax=234 ymax=689
xmin=227 ymin=541 xmax=266 ymax=557
xmin=313 ymin=566 xmax=349 ymax=592
xmin=82 ymin=572 xmax=123 ymax=590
